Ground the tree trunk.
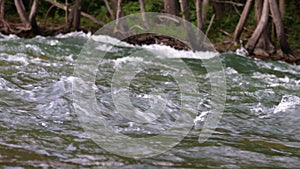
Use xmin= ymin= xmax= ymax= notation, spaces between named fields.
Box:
xmin=72 ymin=0 xmax=81 ymax=30
xmin=110 ymin=0 xmax=125 ymax=18
xmin=65 ymin=3 xmax=73 ymax=31
xmin=213 ymin=0 xmax=225 ymax=19
xmin=65 ymin=0 xmax=81 ymax=31
xmin=111 ymin=0 xmax=128 ymax=34
xmin=196 ymin=0 xmax=203 ymax=30
xmin=279 ymin=0 xmax=285 ymax=18
xmin=110 ymin=0 xmax=117 ymax=13
xmin=29 ymin=0 xmax=38 ymax=21
xmin=232 ymin=0 xmax=253 ymax=43
xmin=254 ymin=0 xmax=263 ymax=22
xmin=164 ymin=0 xmax=180 ymax=16
xmin=0 ymin=0 xmax=10 ymax=33
xmin=196 ymin=0 xmax=204 ymax=48
xmin=179 ymin=0 xmax=190 ymax=23
xmin=139 ymin=0 xmax=149 ymax=30
xmin=104 ymin=0 xmax=115 ymax=19
xmin=253 ymin=0 xmax=274 ymax=55
xmin=179 ymin=0 xmax=198 ymax=50
xmin=65 ymin=0 xmax=68 ymax=24
xmin=14 ymin=0 xmax=30 ymax=28
xmin=202 ymin=0 xmax=209 ymax=22
xmin=246 ymin=0 xmax=269 ymax=52
xmin=269 ymin=0 xmax=291 ymax=54
xmin=29 ymin=0 xmax=40 ymax=34
xmin=114 ymin=0 xmax=122 ymax=32
xmin=0 ymin=0 xmax=5 ymax=21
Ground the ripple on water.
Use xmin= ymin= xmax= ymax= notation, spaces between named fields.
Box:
xmin=0 ymin=33 xmax=300 ymax=168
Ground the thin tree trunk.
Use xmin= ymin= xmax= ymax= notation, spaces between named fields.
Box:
xmin=0 ymin=0 xmax=5 ymax=21
xmin=29 ymin=0 xmax=40 ymax=34
xmin=72 ymin=0 xmax=81 ymax=30
xmin=196 ymin=0 xmax=203 ymax=48
xmin=213 ymin=0 xmax=225 ymax=19
xmin=254 ymin=0 xmax=274 ymax=55
xmin=164 ymin=0 xmax=180 ymax=16
xmin=114 ymin=0 xmax=122 ymax=32
xmin=111 ymin=0 xmax=128 ymax=33
xmin=179 ymin=0 xmax=198 ymax=50
xmin=279 ymin=0 xmax=285 ymax=18
xmin=196 ymin=0 xmax=203 ymax=30
xmin=139 ymin=0 xmax=149 ymax=30
xmin=269 ymin=0 xmax=291 ymax=54
xmin=179 ymin=0 xmax=190 ymax=25
xmin=65 ymin=3 xmax=73 ymax=31
xmin=14 ymin=0 xmax=30 ymax=28
xmin=254 ymin=0 xmax=263 ymax=22
xmin=29 ymin=0 xmax=38 ymax=21
xmin=65 ymin=0 xmax=68 ymax=25
xmin=104 ymin=0 xmax=115 ymax=19
xmin=65 ymin=0 xmax=81 ymax=31
xmin=0 ymin=0 xmax=10 ymax=33
xmin=202 ymin=0 xmax=209 ymax=22
xmin=232 ymin=0 xmax=253 ymax=43
xmin=110 ymin=0 xmax=117 ymax=13
xmin=246 ymin=0 xmax=269 ymax=52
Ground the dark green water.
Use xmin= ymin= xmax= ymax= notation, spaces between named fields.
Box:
xmin=0 ymin=32 xmax=299 ymax=168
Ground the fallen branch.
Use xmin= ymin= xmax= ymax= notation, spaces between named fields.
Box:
xmin=205 ymin=14 xmax=215 ymax=37
xmin=45 ymin=0 xmax=105 ymax=27
xmin=215 ymin=0 xmax=244 ymax=7
xmin=104 ymin=0 xmax=115 ymax=20
xmin=219 ymin=28 xmax=231 ymax=37
xmin=157 ymin=15 xmax=180 ymax=24
xmin=44 ymin=4 xmax=55 ymax=24
xmin=233 ymin=4 xmax=241 ymax=16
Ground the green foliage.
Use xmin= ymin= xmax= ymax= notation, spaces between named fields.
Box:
xmin=283 ymin=0 xmax=300 ymax=48
xmin=144 ymin=0 xmax=163 ymax=12
xmin=122 ymin=1 xmax=140 ymax=14
xmin=2 ymin=0 xmax=300 ymax=50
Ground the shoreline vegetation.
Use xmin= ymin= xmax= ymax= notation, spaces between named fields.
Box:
xmin=0 ymin=0 xmax=299 ymax=64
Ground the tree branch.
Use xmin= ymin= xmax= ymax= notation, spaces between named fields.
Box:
xmin=215 ymin=0 xmax=244 ymax=7
xmin=232 ymin=0 xmax=253 ymax=43
xmin=45 ymin=0 xmax=105 ymax=27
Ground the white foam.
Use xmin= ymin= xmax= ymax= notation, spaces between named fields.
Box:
xmin=0 ymin=77 xmax=7 ymax=90
xmin=95 ymin=44 xmax=115 ymax=52
xmin=91 ymin=35 xmax=134 ymax=47
xmin=113 ymin=57 xmax=144 ymax=68
xmin=0 ymin=53 xmax=29 ymax=66
xmin=194 ymin=111 xmax=210 ymax=127
xmin=25 ymin=44 xmax=45 ymax=55
xmin=274 ymin=95 xmax=300 ymax=113
xmin=225 ymin=67 xmax=239 ymax=75
xmin=142 ymin=44 xmax=219 ymax=60
xmin=252 ymin=72 xmax=300 ymax=88
xmin=55 ymin=31 xmax=92 ymax=39
xmin=91 ymin=35 xmax=219 ymax=60
xmin=1 ymin=33 xmax=20 ymax=40
xmin=48 ymin=39 xmax=60 ymax=46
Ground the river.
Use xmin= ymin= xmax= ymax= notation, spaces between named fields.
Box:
xmin=0 ymin=32 xmax=299 ymax=168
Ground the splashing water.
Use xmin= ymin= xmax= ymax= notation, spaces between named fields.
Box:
xmin=0 ymin=32 xmax=300 ymax=168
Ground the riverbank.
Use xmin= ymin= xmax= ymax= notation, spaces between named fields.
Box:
xmin=1 ymin=21 xmax=299 ymax=65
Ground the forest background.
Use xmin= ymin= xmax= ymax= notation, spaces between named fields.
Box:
xmin=0 ymin=0 xmax=299 ymax=63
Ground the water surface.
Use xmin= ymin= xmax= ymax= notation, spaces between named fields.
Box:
xmin=0 ymin=32 xmax=299 ymax=168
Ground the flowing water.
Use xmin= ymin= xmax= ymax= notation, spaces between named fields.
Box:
xmin=0 ymin=32 xmax=299 ymax=168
